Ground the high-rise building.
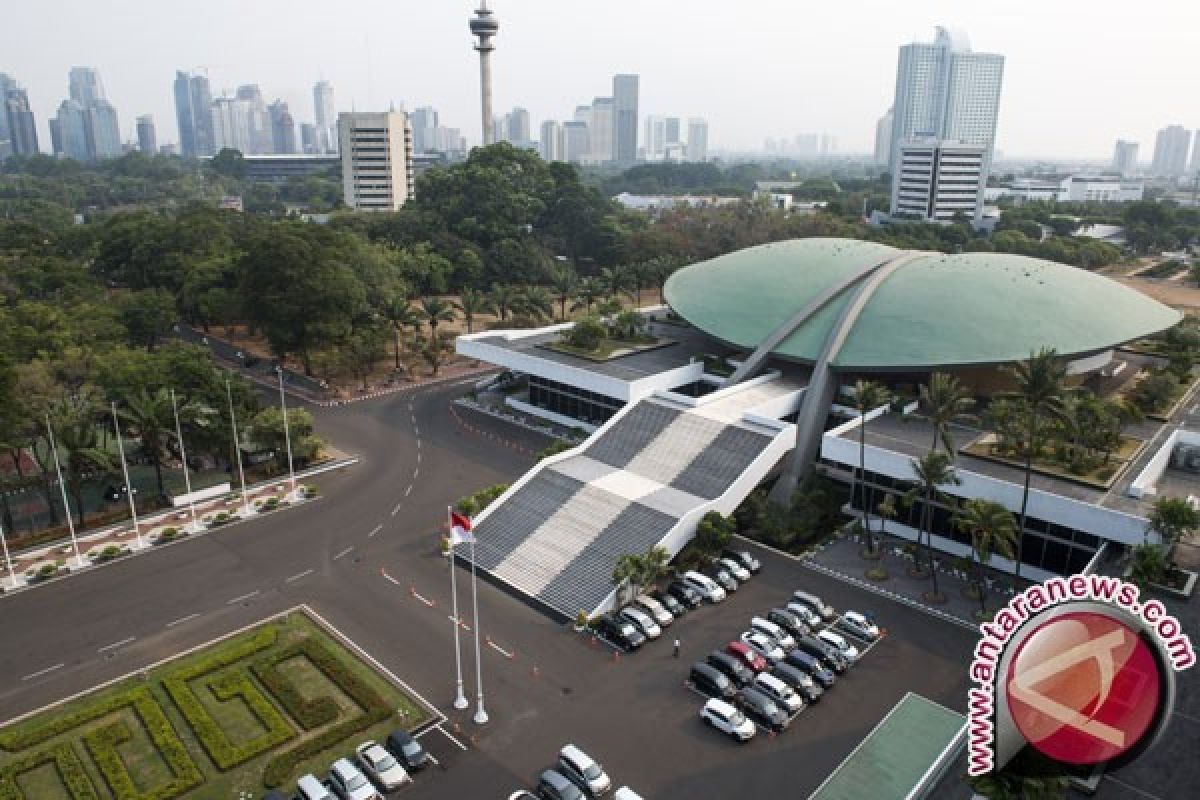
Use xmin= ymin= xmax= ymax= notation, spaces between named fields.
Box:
xmin=136 ymin=115 xmax=157 ymax=154
xmin=469 ymin=1 xmax=500 ymax=145
xmin=589 ymin=97 xmax=615 ymax=164
xmin=410 ymin=106 xmax=438 ymax=153
xmin=1192 ymin=132 xmax=1200 ymax=176
xmin=1111 ymin=140 xmax=1139 ymax=177
xmin=300 ymin=123 xmax=318 ymax=154
xmin=0 ymin=75 xmax=38 ymax=158
xmin=613 ymin=74 xmax=638 ymax=165
xmin=313 ymin=80 xmax=336 ymax=153
xmin=174 ymin=70 xmax=214 ymax=157
xmin=235 ymin=85 xmax=273 ymax=154
xmin=874 ymin=108 xmax=893 ymax=166
xmin=53 ymin=68 xmax=121 ymax=163
xmin=0 ymin=73 xmax=15 ymax=158
xmin=563 ymin=120 xmax=590 ymax=164
xmin=68 ymin=67 xmax=105 ymax=107
xmin=889 ymin=27 xmax=1004 ymax=172
xmin=53 ymin=100 xmax=90 ymax=161
xmin=686 ymin=118 xmax=708 ymax=162
xmin=891 ymin=139 xmax=987 ymax=223
xmin=1151 ymin=125 xmax=1192 ymax=178
xmin=665 ymin=117 xmax=681 ymax=146
xmin=268 ymin=101 xmax=296 ymax=154
xmin=539 ymin=120 xmax=562 ymax=161
xmin=644 ymin=114 xmax=666 ymax=161
xmin=506 ymin=107 xmax=531 ymax=146
xmin=338 ymin=111 xmax=415 ymax=212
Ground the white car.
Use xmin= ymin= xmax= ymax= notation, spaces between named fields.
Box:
xmin=718 ymin=557 xmax=751 ymax=582
xmin=355 ymin=741 xmax=411 ymax=791
xmin=740 ymin=631 xmax=785 ymax=664
xmin=792 ymin=590 xmax=836 ymax=622
xmin=328 ymin=758 xmax=382 ymax=800
xmin=786 ymin=601 xmax=822 ymax=629
xmin=838 ymin=610 xmax=881 ymax=642
xmin=558 ymin=744 xmax=612 ymax=796
xmin=619 ymin=606 xmax=662 ymax=639
xmin=700 ymin=697 xmax=756 ymax=741
xmin=817 ymin=629 xmax=860 ymax=664
xmin=750 ymin=617 xmax=796 ymax=652
xmin=614 ymin=789 xmax=645 ymax=800
xmin=297 ymin=774 xmax=335 ymax=800
xmin=634 ymin=594 xmax=674 ymax=627
xmin=753 ymin=672 xmax=805 ymax=714
xmin=682 ymin=570 xmax=726 ymax=603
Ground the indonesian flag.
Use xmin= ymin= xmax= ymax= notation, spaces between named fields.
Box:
xmin=449 ymin=510 xmax=475 ymax=545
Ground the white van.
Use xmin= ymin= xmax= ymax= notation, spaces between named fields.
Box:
xmin=753 ymin=672 xmax=804 ymax=714
xmin=817 ymin=629 xmax=860 ymax=663
xmin=792 ymin=590 xmax=836 ymax=622
xmin=750 ymin=616 xmax=796 ymax=651
xmin=683 ymin=571 xmax=726 ymax=603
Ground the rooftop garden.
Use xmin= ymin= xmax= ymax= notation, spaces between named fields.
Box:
xmin=543 ymin=311 xmax=673 ymax=362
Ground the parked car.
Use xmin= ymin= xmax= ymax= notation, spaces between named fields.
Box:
xmin=786 ymin=601 xmax=823 ymax=630
xmin=792 ymin=590 xmax=836 ymax=622
xmin=784 ymin=649 xmax=837 ymax=689
xmin=682 ymin=571 xmax=726 ymax=603
xmin=537 ymin=769 xmax=586 ymax=800
xmin=737 ymin=685 xmax=791 ymax=732
xmin=717 ymin=556 xmax=751 ymax=582
xmin=385 ymin=729 xmax=432 ymax=771
xmin=593 ymin=615 xmax=647 ymax=652
xmin=613 ymin=789 xmax=644 ymax=800
xmin=723 ymin=549 xmax=762 ymax=574
xmin=653 ymin=589 xmax=687 ymax=617
xmin=634 ymin=594 xmax=674 ymax=627
xmin=740 ymin=631 xmax=785 ymax=664
xmin=296 ymin=775 xmax=335 ymax=800
xmin=707 ymin=566 xmax=739 ymax=593
xmin=838 ymin=610 xmax=882 ymax=642
xmin=750 ymin=616 xmax=796 ymax=651
xmin=767 ymin=607 xmax=810 ymax=640
xmin=817 ymin=629 xmax=860 ymax=664
xmin=689 ymin=662 xmax=737 ymax=701
xmin=753 ymin=672 xmax=805 ymax=714
xmin=328 ymin=758 xmax=382 ymax=800
xmin=772 ymin=662 xmax=824 ymax=703
xmin=558 ymin=744 xmax=612 ymax=796
xmin=725 ymin=641 xmax=768 ymax=673
xmin=355 ymin=741 xmax=412 ymax=791
xmin=618 ymin=606 xmax=662 ymax=639
xmin=262 ymin=791 xmax=291 ymax=800
xmin=707 ymin=650 xmax=755 ymax=687
xmin=700 ymin=697 xmax=756 ymax=742
xmin=665 ymin=580 xmax=703 ymax=609
xmin=795 ymin=635 xmax=848 ymax=674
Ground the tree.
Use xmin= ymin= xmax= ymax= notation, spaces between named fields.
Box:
xmin=119 ymin=289 xmax=178 ymax=351
xmin=638 ymin=545 xmax=671 ymax=590
xmin=956 ymin=499 xmax=1018 ymax=616
xmin=422 ymin=332 xmax=455 ymax=377
xmin=488 ymin=284 xmax=521 ymax=322
xmin=906 ymin=450 xmax=961 ymax=602
xmin=120 ymin=388 xmax=183 ymax=500
xmin=248 ymin=406 xmax=321 ymax=468
xmin=1003 ymin=348 xmax=1067 ymax=580
xmin=341 ymin=325 xmax=389 ymax=389
xmin=518 ymin=285 xmax=554 ymax=323
xmin=1146 ymin=495 xmax=1199 ymax=548
xmin=382 ymin=295 xmax=422 ymax=370
xmin=612 ymin=553 xmax=643 ymax=605
xmin=419 ymin=296 xmax=457 ymax=340
xmin=49 ymin=397 xmax=116 ymax=527
xmin=548 ymin=263 xmax=579 ymax=321
xmin=209 ymin=148 xmax=246 ymax=179
xmin=876 ymin=492 xmax=898 ymax=547
xmin=919 ymin=372 xmax=976 ymax=454
xmin=694 ymin=511 xmax=735 ymax=557
xmin=1130 ymin=542 xmax=1170 ymax=588
xmin=599 ymin=265 xmax=634 ymax=302
xmin=851 ymin=380 xmax=890 ymax=556
xmin=571 ymin=277 xmax=605 ymax=315
xmin=455 ymin=288 xmax=494 ymax=335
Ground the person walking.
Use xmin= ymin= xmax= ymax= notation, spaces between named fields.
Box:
xmin=673 ymin=638 xmax=681 ymax=658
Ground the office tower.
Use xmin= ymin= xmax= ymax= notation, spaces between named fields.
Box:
xmin=338 ymin=111 xmax=415 ymax=212
xmin=437 ymin=127 xmax=465 ymax=154
xmin=506 ymin=107 xmax=531 ymax=145
xmin=613 ymin=74 xmax=638 ymax=165
xmin=410 ymin=106 xmax=438 ymax=152
xmin=889 ymin=27 xmax=1004 ymax=172
xmin=313 ymin=80 xmax=336 ymax=153
xmin=590 ymin=97 xmax=615 ymax=163
xmin=874 ymin=108 xmax=893 ymax=166
xmin=563 ymin=120 xmax=589 ymax=164
xmin=174 ymin=70 xmax=214 ymax=157
xmin=1 ymin=75 xmax=39 ymax=158
xmin=686 ymin=118 xmax=708 ymax=162
xmin=68 ymin=67 xmax=105 ymax=107
xmin=0 ymin=74 xmax=14 ymax=158
xmin=55 ymin=67 xmax=120 ymax=161
xmin=1192 ymin=132 xmax=1200 ymax=176
xmin=469 ymin=0 xmax=499 ymax=145
xmin=644 ymin=115 xmax=666 ymax=161
xmin=233 ymin=85 xmax=272 ymax=154
xmin=665 ymin=116 xmax=681 ymax=146
xmin=1111 ymin=140 xmax=1139 ymax=177
xmin=1151 ymin=125 xmax=1192 ymax=178
xmin=539 ymin=120 xmax=561 ymax=161
xmin=820 ymin=133 xmax=837 ymax=156
xmin=53 ymin=100 xmax=90 ymax=161
xmin=891 ymin=139 xmax=986 ymax=223
xmin=268 ymin=101 xmax=296 ymax=154
xmin=136 ymin=115 xmax=157 ymax=154
xmin=300 ymin=123 xmax=318 ymax=154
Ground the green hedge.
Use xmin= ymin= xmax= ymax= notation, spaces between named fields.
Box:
xmin=253 ymin=655 xmax=337 ymax=731
xmin=0 ymin=743 xmax=98 ymax=800
xmin=84 ymin=707 xmax=203 ymax=800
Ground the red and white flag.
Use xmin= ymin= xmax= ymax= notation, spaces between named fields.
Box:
xmin=449 ymin=510 xmax=475 ymax=545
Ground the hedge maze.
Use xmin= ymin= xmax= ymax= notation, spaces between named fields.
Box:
xmin=0 ymin=612 xmax=428 ymax=799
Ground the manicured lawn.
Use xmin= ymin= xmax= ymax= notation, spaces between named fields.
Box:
xmin=962 ymin=434 xmax=1144 ymax=489
xmin=542 ymin=336 xmax=674 ymax=362
xmin=0 ymin=610 xmax=431 ymax=800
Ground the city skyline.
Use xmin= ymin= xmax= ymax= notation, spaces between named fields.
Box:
xmin=2 ymin=0 xmax=1198 ymax=159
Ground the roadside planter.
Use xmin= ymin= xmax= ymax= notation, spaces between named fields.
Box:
xmin=25 ymin=560 xmax=63 ymax=583
xmin=153 ymin=527 xmax=186 ymax=545
xmin=87 ymin=544 xmax=130 ymax=564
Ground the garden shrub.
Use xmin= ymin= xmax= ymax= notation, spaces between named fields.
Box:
xmin=84 ymin=709 xmax=204 ymax=800
xmin=0 ymin=743 xmax=99 ymax=800
xmin=253 ymin=655 xmax=337 ymax=731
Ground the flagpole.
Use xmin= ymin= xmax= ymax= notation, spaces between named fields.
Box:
xmin=111 ymin=402 xmax=142 ymax=549
xmin=0 ymin=520 xmax=16 ymax=589
xmin=449 ymin=506 xmax=468 ymax=710
xmin=469 ymin=532 xmax=488 ymax=725
xmin=276 ymin=366 xmax=297 ymax=498
xmin=226 ymin=378 xmax=252 ymax=517
xmin=45 ymin=414 xmax=83 ymax=568
xmin=170 ymin=390 xmax=198 ymax=532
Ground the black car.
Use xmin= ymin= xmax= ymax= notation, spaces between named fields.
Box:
xmin=723 ymin=549 xmax=762 ymax=574
xmin=666 ymin=580 xmax=703 ymax=609
xmin=653 ymin=589 xmax=687 ymax=617
xmin=537 ymin=769 xmax=585 ymax=800
xmin=772 ymin=663 xmax=824 ymax=703
xmin=795 ymin=635 xmax=848 ymax=674
xmin=737 ymin=686 xmax=789 ymax=732
xmin=689 ymin=662 xmax=737 ymax=701
xmin=784 ymin=649 xmax=837 ymax=688
xmin=707 ymin=567 xmax=738 ymax=592
xmin=593 ymin=614 xmax=647 ymax=651
xmin=707 ymin=650 xmax=755 ymax=687
xmin=385 ymin=728 xmax=432 ymax=771
xmin=767 ymin=607 xmax=810 ymax=640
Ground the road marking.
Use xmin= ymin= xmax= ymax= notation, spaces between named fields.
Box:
xmin=98 ymin=637 xmax=136 ymax=654
xmin=486 ymin=638 xmax=514 ymax=659
xmin=166 ymin=613 xmax=200 ymax=628
xmin=413 ymin=467 xmax=420 ymax=479
xmin=404 ymin=485 xmax=413 ymax=497
xmin=381 ymin=569 xmax=402 ymax=586
xmin=417 ymin=450 xmax=422 ymax=463
xmin=430 ymin=723 xmax=469 ymax=751
xmin=447 ymin=614 xmax=472 ymax=632
xmin=22 ymin=663 xmax=65 ymax=681
xmin=391 ymin=502 xmax=403 ymax=517
xmin=368 ymin=524 xmax=382 ymax=538
xmin=285 ymin=569 xmax=314 ymax=584
xmin=333 ymin=546 xmax=354 ymax=561
xmin=227 ymin=590 xmax=260 ymax=605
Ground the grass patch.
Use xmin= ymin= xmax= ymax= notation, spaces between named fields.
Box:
xmin=962 ymin=434 xmax=1143 ymax=489
xmin=540 ymin=336 xmax=674 ymax=362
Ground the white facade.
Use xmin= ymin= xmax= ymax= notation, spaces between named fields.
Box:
xmin=644 ymin=114 xmax=666 ymax=161
xmin=562 ymin=121 xmax=590 ymax=164
xmin=539 ymin=119 xmax=562 ymax=162
xmin=338 ymin=111 xmax=414 ymax=212
xmin=687 ymin=118 xmax=709 ymax=162
xmin=1112 ymin=139 xmax=1139 ymax=177
xmin=986 ymin=175 xmax=1144 ymax=205
xmin=313 ymin=81 xmax=336 ymax=153
xmin=1151 ymin=125 xmax=1192 ymax=178
xmin=891 ymin=139 xmax=986 ymax=222
xmin=589 ymin=97 xmax=615 ymax=164
xmin=874 ymin=107 xmax=893 ymax=166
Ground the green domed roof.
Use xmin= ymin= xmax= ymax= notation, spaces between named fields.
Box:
xmin=663 ymin=238 xmax=1181 ymax=370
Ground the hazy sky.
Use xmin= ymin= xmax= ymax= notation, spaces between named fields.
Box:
xmin=6 ymin=0 xmax=1199 ymax=159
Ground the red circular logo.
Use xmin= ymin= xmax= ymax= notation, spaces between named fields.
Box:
xmin=1005 ymin=611 xmax=1162 ymax=765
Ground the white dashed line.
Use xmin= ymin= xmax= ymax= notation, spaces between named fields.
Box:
xmin=430 ymin=723 xmax=468 ymax=751
xmin=404 ymin=485 xmax=413 ymax=497
xmin=368 ymin=524 xmax=382 ymax=538
xmin=334 ymin=546 xmax=354 ymax=561
xmin=166 ymin=613 xmax=200 ymax=628
xmin=98 ymin=637 xmax=136 ymax=654
xmin=413 ymin=467 xmax=420 ymax=479
xmin=391 ymin=502 xmax=403 ymax=517
xmin=417 ymin=450 xmax=421 ymax=463
xmin=286 ymin=569 xmax=314 ymax=583
xmin=22 ymin=663 xmax=64 ymax=681
xmin=227 ymin=590 xmax=260 ymax=605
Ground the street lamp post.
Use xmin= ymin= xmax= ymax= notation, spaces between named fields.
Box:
xmin=111 ymin=402 xmax=143 ymax=549
xmin=276 ymin=367 xmax=298 ymax=498
xmin=169 ymin=389 xmax=199 ymax=532
xmin=448 ymin=508 xmax=468 ymax=710
xmin=0 ymin=520 xmax=17 ymax=589
xmin=226 ymin=378 xmax=252 ymax=516
xmin=469 ymin=534 xmax=488 ymax=725
xmin=44 ymin=414 xmax=83 ymax=568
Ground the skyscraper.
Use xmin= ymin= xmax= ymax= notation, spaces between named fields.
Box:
xmin=411 ymin=107 xmax=439 ymax=153
xmin=236 ymin=85 xmax=273 ymax=154
xmin=174 ymin=70 xmax=214 ymax=157
xmin=1111 ymin=140 xmax=1139 ymax=177
xmin=68 ymin=67 xmax=105 ymax=107
xmin=686 ymin=118 xmax=708 ymax=162
xmin=469 ymin=1 xmax=499 ymax=145
xmin=891 ymin=139 xmax=987 ymax=223
xmin=53 ymin=68 xmax=120 ymax=161
xmin=562 ymin=121 xmax=589 ymax=164
xmin=539 ymin=120 xmax=561 ymax=162
xmin=136 ymin=115 xmax=157 ymax=154
xmin=338 ymin=111 xmax=415 ymax=212
xmin=313 ymin=80 xmax=336 ymax=153
xmin=889 ymin=27 xmax=1004 ymax=172
xmin=300 ymin=123 xmax=318 ymax=154
xmin=53 ymin=100 xmax=90 ymax=161
xmin=268 ymin=101 xmax=296 ymax=154
xmin=589 ymin=97 xmax=615 ymax=164
xmin=874 ymin=108 xmax=893 ymax=166
xmin=665 ymin=117 xmax=681 ymax=146
xmin=1151 ymin=125 xmax=1192 ymax=178
xmin=3 ymin=86 xmax=39 ymax=157
xmin=0 ymin=73 xmax=15 ymax=158
xmin=613 ymin=74 xmax=639 ymax=165
xmin=506 ymin=107 xmax=531 ymax=146
xmin=644 ymin=115 xmax=666 ymax=161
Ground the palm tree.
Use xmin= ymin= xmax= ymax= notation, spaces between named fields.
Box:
xmin=571 ymin=277 xmax=605 ymax=315
xmin=906 ymin=450 xmax=961 ymax=602
xmin=383 ymin=296 xmax=422 ymax=370
xmin=455 ymin=288 xmax=494 ymax=335
xmin=518 ymin=285 xmax=554 ymax=323
xmin=628 ymin=262 xmax=651 ymax=307
xmin=638 ymin=546 xmax=671 ymax=592
xmin=599 ymin=265 xmax=634 ymax=303
xmin=422 ymin=332 xmax=455 ymax=377
xmin=1004 ymin=348 xmax=1067 ymax=580
xmin=852 ymin=380 xmax=890 ymax=556
xmin=419 ymin=297 xmax=457 ymax=340
xmin=49 ymin=399 xmax=116 ymax=527
xmin=488 ymin=284 xmax=521 ymax=322
xmin=548 ymin=264 xmax=579 ymax=321
xmin=120 ymin=389 xmax=177 ymax=501
xmin=876 ymin=492 xmax=898 ymax=548
xmin=647 ymin=255 xmax=682 ymax=298
xmin=612 ymin=553 xmax=643 ymax=605
xmin=919 ymin=372 xmax=976 ymax=455
xmin=956 ymin=499 xmax=1018 ymax=616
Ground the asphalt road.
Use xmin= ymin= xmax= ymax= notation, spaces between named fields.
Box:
xmin=0 ymin=380 xmax=977 ymax=799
